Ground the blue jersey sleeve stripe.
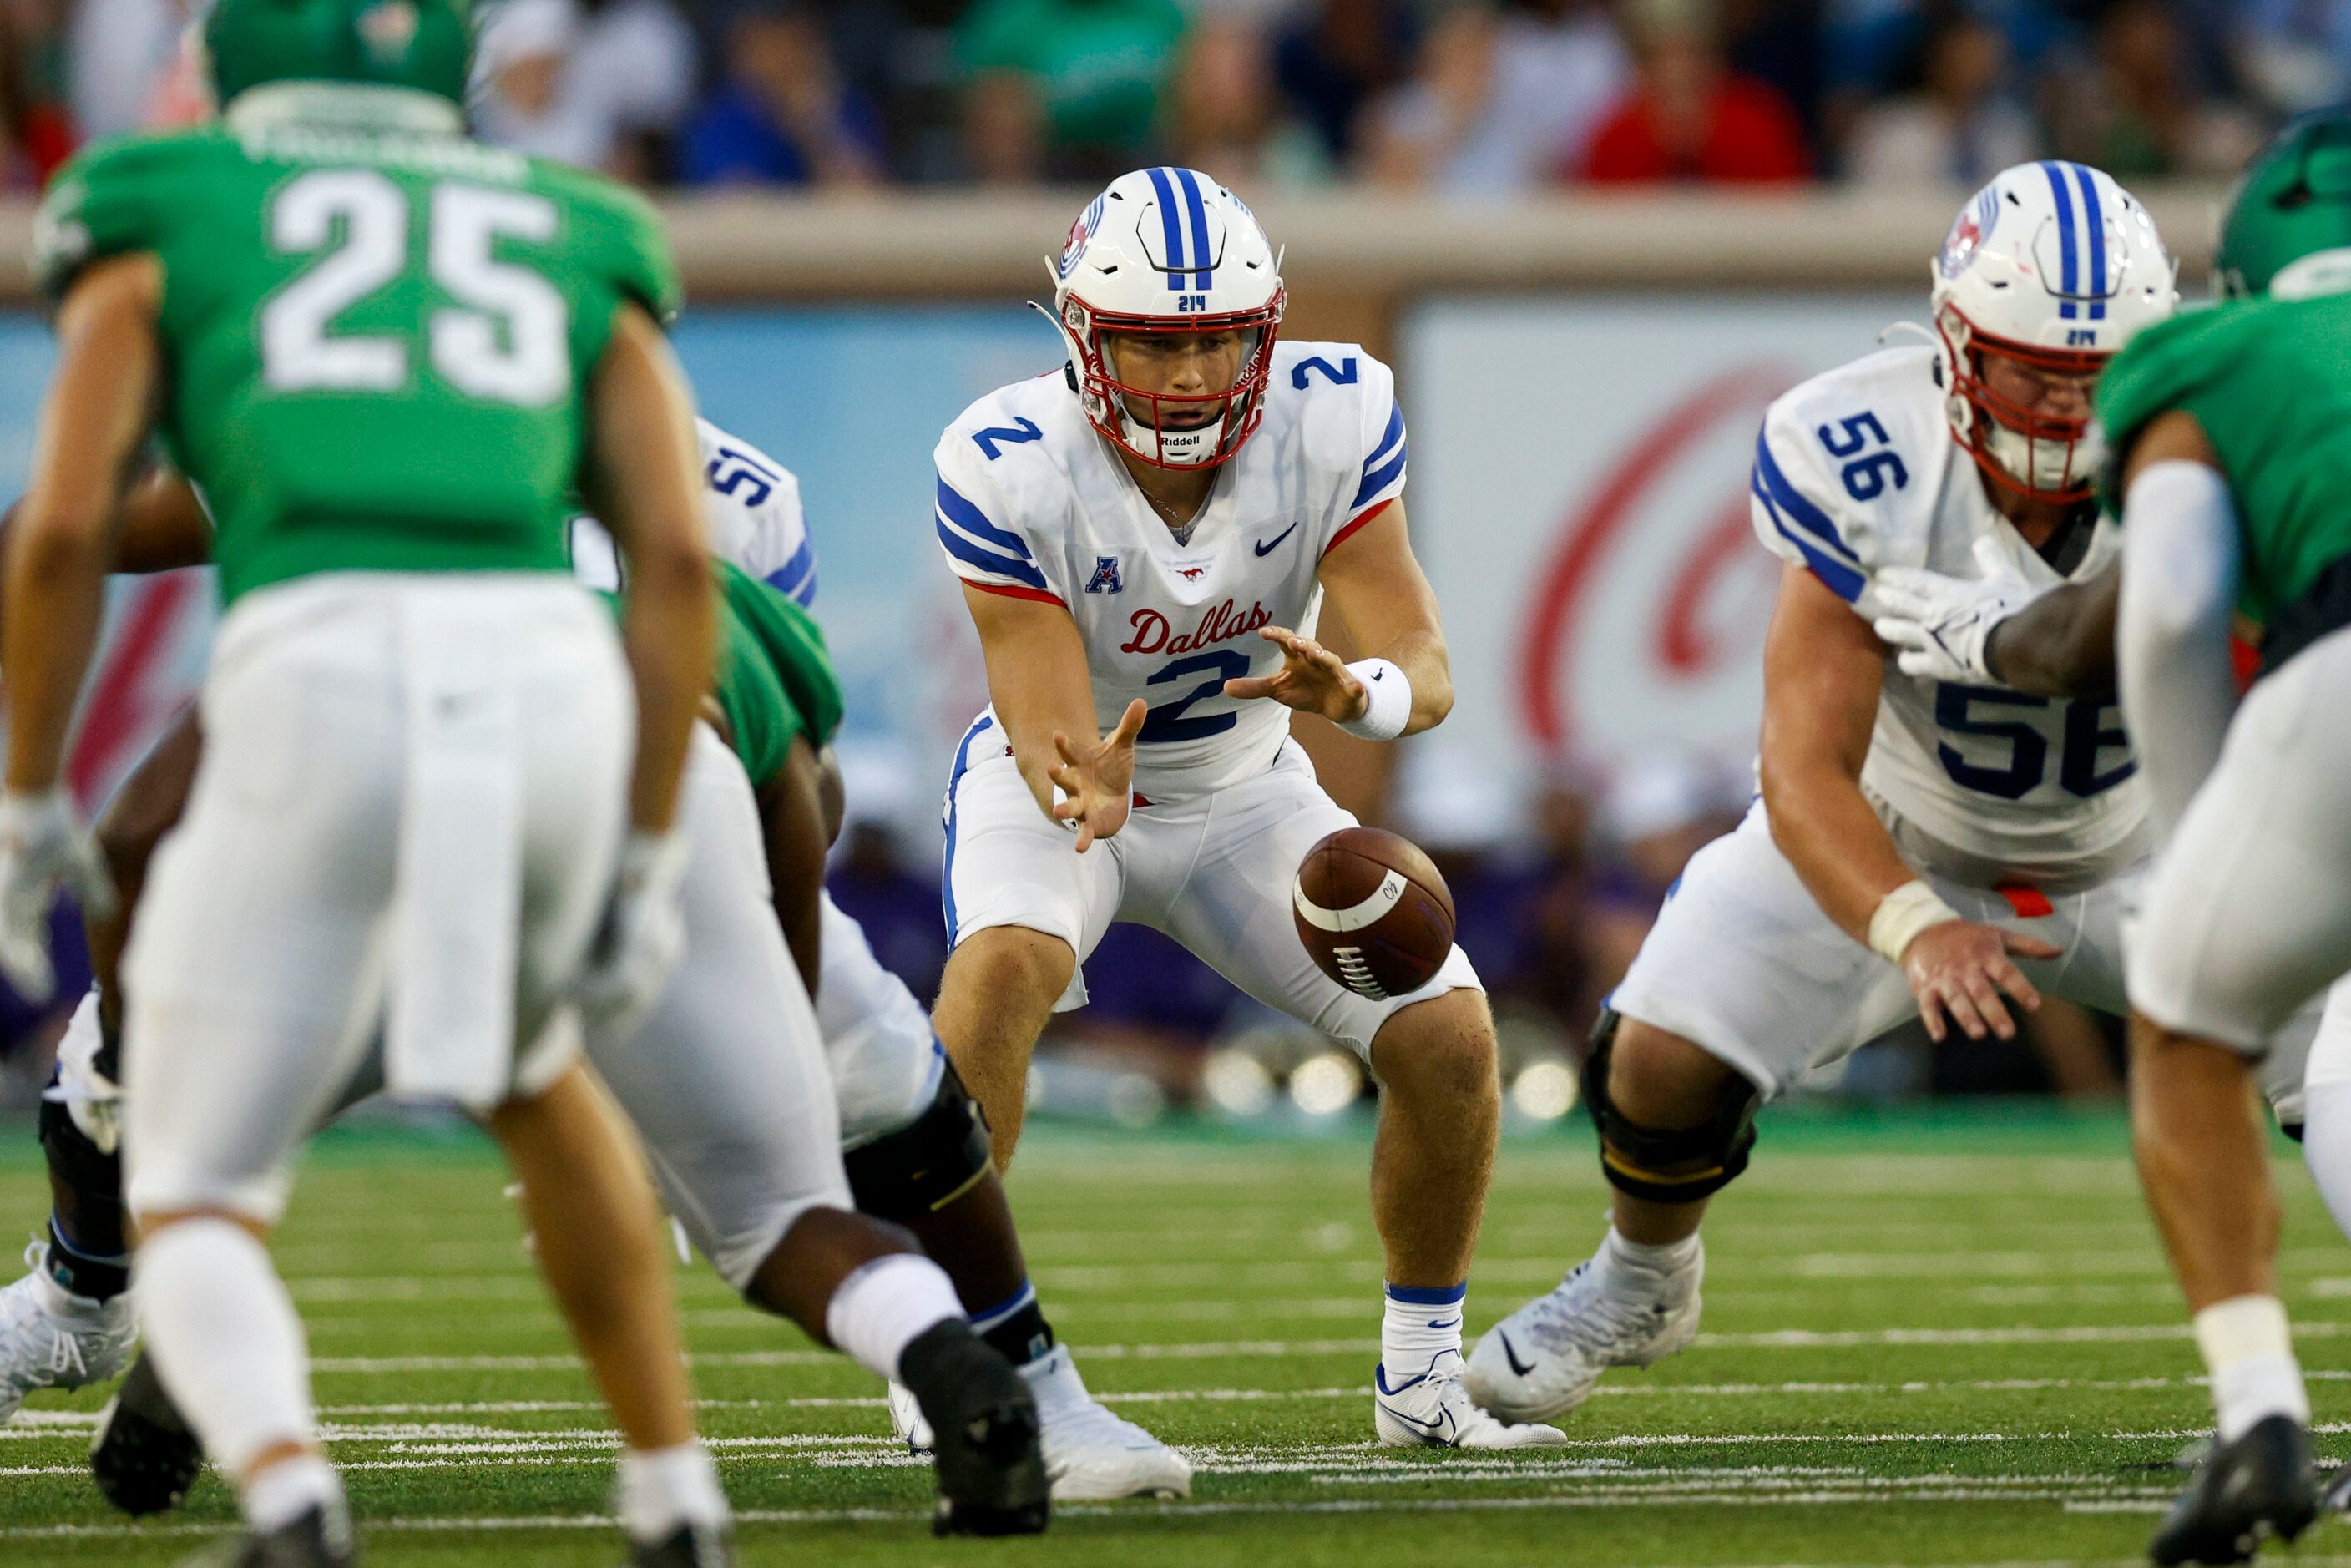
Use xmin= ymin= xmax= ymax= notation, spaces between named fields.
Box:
xmin=1174 ymin=167 xmax=1214 ymax=289
xmin=936 ymin=518 xmax=1048 ymax=589
xmin=1146 ymin=166 xmax=1186 ymax=282
xmin=2070 ymin=162 xmax=2108 ymax=320
xmin=2040 ymin=161 xmax=2080 ymax=320
xmin=763 ymin=536 xmax=818 ymax=607
xmin=1755 ymin=478 xmax=1864 ymax=602
xmin=935 ymin=477 xmax=1032 ymax=559
xmin=1751 ymin=428 xmax=1859 ymax=567
xmin=1352 ymin=438 xmax=1408 ymax=511
xmin=1363 ymin=402 xmax=1405 ymax=472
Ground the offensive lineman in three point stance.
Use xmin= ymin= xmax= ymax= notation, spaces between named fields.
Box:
xmin=929 ymin=167 xmax=1563 ymax=1447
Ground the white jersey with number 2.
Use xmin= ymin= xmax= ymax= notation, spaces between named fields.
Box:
xmin=934 ymin=339 xmax=1408 ymax=800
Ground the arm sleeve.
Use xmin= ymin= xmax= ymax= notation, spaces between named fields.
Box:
xmin=2116 ymin=459 xmax=2242 ymax=839
xmin=1330 ymin=355 xmax=1407 ymax=554
xmin=933 ymin=432 xmax=1065 ymax=605
xmin=1748 ymin=407 xmax=1868 ymax=605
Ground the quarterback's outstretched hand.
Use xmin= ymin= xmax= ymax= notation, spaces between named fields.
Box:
xmin=0 ymin=790 xmax=114 ymax=1004
xmin=1872 ymin=539 xmax=2047 ymax=683
xmin=1222 ymin=626 xmax=1367 ymax=723
xmin=1049 ymin=698 xmax=1147 ymax=853
xmin=1900 ymin=918 xmax=2061 ymax=1043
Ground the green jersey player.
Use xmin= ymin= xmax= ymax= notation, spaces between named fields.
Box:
xmin=0 ymin=0 xmax=730 ymax=1563
xmin=1869 ymin=111 xmax=2351 ymax=1564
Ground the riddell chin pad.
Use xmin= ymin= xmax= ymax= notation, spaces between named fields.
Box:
xmin=1583 ymin=1009 xmax=1760 ymax=1204
xmin=843 ymin=1055 xmax=997 ymax=1221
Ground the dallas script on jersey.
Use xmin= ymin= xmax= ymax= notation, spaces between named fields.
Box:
xmin=1120 ymin=599 xmax=1274 ymax=656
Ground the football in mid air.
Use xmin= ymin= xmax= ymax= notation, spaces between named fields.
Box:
xmin=1292 ymin=827 xmax=1456 ymax=1000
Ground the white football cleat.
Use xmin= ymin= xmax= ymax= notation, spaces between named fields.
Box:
xmin=889 ymin=1347 xmax=1191 ymax=1499
xmin=1466 ymin=1237 xmax=1703 ymax=1425
xmin=1024 ymin=1344 xmax=1191 ymax=1499
xmin=0 ymin=1238 xmax=137 ymax=1423
xmin=887 ymin=1378 xmax=933 ymax=1452
xmin=1373 ymin=1350 xmax=1569 ymax=1449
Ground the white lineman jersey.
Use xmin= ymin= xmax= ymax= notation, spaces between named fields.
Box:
xmin=934 ymin=340 xmax=1409 ymax=800
xmin=1752 ymin=346 xmax=2147 ymax=885
xmin=570 ymin=418 xmax=817 ymax=608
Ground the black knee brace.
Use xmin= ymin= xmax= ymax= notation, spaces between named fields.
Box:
xmin=39 ymin=1080 xmax=123 ymax=1206
xmin=1583 ymin=1009 xmax=1760 ymax=1204
xmin=842 ymin=1057 xmax=995 ymax=1222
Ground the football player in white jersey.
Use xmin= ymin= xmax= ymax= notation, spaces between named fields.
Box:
xmin=930 ymin=167 xmax=1562 ymax=1449
xmin=0 ymin=422 xmax=1186 ymax=1504
xmin=1461 ymin=163 xmax=2321 ymax=1428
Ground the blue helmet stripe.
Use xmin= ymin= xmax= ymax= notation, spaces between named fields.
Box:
xmin=2070 ymin=163 xmax=2108 ymax=321
xmin=1174 ymin=167 xmax=1215 ymax=290
xmin=2040 ymin=162 xmax=2080 ymax=320
xmin=1145 ymin=166 xmax=1186 ymax=288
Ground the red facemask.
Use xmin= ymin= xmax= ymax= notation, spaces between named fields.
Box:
xmin=1062 ymin=288 xmax=1287 ymax=470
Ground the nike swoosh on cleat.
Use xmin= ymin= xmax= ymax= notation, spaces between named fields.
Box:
xmin=1378 ymin=1401 xmax=1454 ymax=1438
xmin=1498 ymin=1330 xmax=1536 ymax=1378
xmin=1253 ymin=523 xmax=1300 ymax=556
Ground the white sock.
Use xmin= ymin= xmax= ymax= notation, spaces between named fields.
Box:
xmin=1382 ymin=1282 xmax=1465 ymax=1376
xmin=1600 ymin=1227 xmax=1699 ymax=1282
xmin=614 ymin=1442 xmax=729 ymax=1544
xmin=823 ymin=1253 xmax=963 ymax=1383
xmin=243 ymin=1454 xmax=344 ymax=1535
xmin=134 ymin=1219 xmax=321 ymax=1485
xmin=2194 ymin=1295 xmax=2309 ymax=1442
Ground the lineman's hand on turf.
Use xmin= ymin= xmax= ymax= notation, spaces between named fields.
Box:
xmin=1871 ymin=539 xmax=2045 ymax=683
xmin=1900 ymin=918 xmax=2061 ymax=1043
xmin=572 ymin=829 xmax=691 ymax=1034
xmin=0 ymin=790 xmax=113 ymax=1004
xmin=1223 ymin=626 xmax=1367 ymax=723
xmin=1048 ymin=698 xmax=1146 ymax=853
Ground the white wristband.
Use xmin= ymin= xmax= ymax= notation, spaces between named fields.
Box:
xmin=1867 ymin=879 xmax=1961 ymax=964
xmin=1337 ymin=658 xmax=1413 ymax=741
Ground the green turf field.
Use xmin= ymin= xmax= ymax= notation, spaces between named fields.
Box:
xmin=3 ymin=1106 xmax=2347 ymax=1567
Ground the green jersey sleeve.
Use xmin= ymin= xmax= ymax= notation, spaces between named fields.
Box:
xmin=2094 ymin=306 xmax=2249 ymax=517
xmin=715 ymin=605 xmax=799 ymax=789
xmin=718 ymin=559 xmax=843 ymax=752
xmin=545 ymin=164 xmax=680 ymax=326
xmin=33 ymin=133 xmax=210 ymax=299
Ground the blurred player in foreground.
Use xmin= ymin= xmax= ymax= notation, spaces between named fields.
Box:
xmin=929 ymin=169 xmax=1562 ymax=1448
xmin=1463 ymin=164 xmax=2327 ymax=1438
xmin=1871 ymin=114 xmax=2351 ymax=1563
xmin=0 ymin=0 xmax=731 ymax=1560
xmin=0 ymin=421 xmax=1176 ymax=1506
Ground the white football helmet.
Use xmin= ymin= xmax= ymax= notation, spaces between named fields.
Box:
xmin=1044 ymin=167 xmax=1287 ymax=470
xmin=1929 ymin=161 xmax=2177 ymax=500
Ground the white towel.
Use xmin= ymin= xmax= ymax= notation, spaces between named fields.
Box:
xmin=382 ymin=588 xmax=525 ymax=1112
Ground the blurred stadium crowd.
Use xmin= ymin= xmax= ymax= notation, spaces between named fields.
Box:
xmin=0 ymin=0 xmax=2338 ymax=192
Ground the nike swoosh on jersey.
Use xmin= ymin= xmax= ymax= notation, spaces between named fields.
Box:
xmin=1498 ymin=1330 xmax=1536 ymax=1378
xmin=1253 ymin=522 xmax=1301 ymax=556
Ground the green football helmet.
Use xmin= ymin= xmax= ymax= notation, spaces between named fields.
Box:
xmin=204 ymin=0 xmax=473 ymax=111
xmin=2216 ymin=108 xmax=2351 ymax=300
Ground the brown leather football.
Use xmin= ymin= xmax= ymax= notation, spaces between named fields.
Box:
xmin=1292 ymin=826 xmax=1456 ymax=1000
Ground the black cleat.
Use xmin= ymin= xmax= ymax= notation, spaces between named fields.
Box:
xmin=2151 ymin=1414 xmax=2318 ymax=1565
xmin=627 ymin=1520 xmax=733 ymax=1566
xmin=93 ymin=1350 xmax=205 ymax=1516
xmin=898 ymin=1320 xmax=1049 ymax=1537
xmin=174 ymin=1502 xmax=356 ymax=1567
